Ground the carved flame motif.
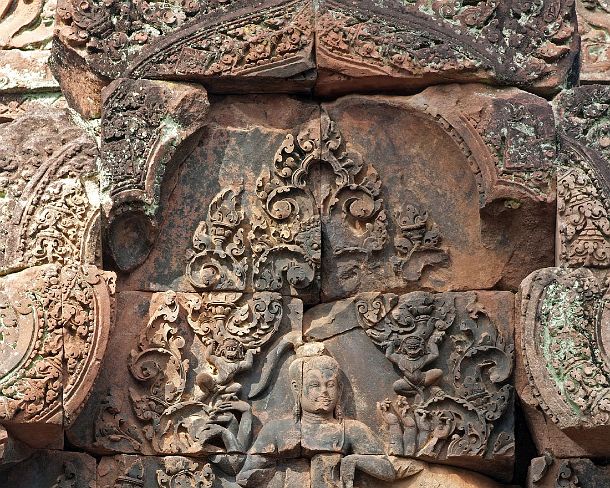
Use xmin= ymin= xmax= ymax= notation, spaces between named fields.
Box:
xmin=188 ymin=113 xmax=444 ymax=296
xmin=187 ymin=187 xmax=247 ymax=290
xmin=359 ymin=292 xmax=513 ymax=461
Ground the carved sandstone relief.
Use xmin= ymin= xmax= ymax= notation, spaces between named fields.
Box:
xmin=527 ymin=453 xmax=610 ymax=487
xmin=67 ymin=289 xmax=302 ymax=460
xmin=0 ymin=1 xmax=58 ymax=92
xmin=315 ymin=0 xmax=578 ymax=96
xmin=0 ymin=104 xmax=101 ymax=276
xmin=0 ymin=449 xmax=96 ymax=487
xmin=577 ymin=0 xmax=610 ymax=82
xmin=53 ymin=0 xmax=316 ymax=92
xmin=100 ymin=79 xmax=210 ymax=272
xmin=517 ymin=266 xmax=610 ymax=457
xmin=320 ymin=89 xmax=555 ymax=300
xmin=0 ymin=263 xmax=115 ymax=448
xmin=119 ymin=90 xmax=554 ymax=301
xmin=304 ymin=290 xmax=515 ymax=480
xmin=555 ymin=85 xmax=610 ymax=269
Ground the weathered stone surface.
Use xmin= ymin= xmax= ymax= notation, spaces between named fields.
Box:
xmin=118 ymin=96 xmax=322 ymax=302
xmin=315 ymin=0 xmax=578 ymax=96
xmin=0 ymin=93 xmax=66 ymax=123
xmin=0 ymin=449 xmax=97 ymax=487
xmin=527 ymin=454 xmax=610 ymax=487
xmin=53 ymin=0 xmax=315 ymax=92
xmin=0 ymin=104 xmax=101 ymax=275
xmin=517 ymin=266 xmax=610 ymax=457
xmin=577 ymin=0 xmax=610 ymax=82
xmin=96 ymin=453 xmax=506 ymax=487
xmin=68 ymin=290 xmax=302 ymax=459
xmin=49 ymin=39 xmax=110 ymax=119
xmin=101 ymin=79 xmax=210 ymax=272
xmin=0 ymin=1 xmax=58 ymax=93
xmin=304 ymin=291 xmax=515 ymax=481
xmin=0 ymin=1 xmax=56 ymax=50
xmin=0 ymin=264 xmax=115 ymax=449
xmin=320 ymin=87 xmax=555 ymax=301
xmin=98 ymin=454 xmax=221 ymax=487
xmin=555 ymin=85 xmax=610 ymax=269
xmin=0 ymin=50 xmax=58 ymax=93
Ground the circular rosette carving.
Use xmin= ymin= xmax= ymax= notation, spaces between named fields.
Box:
xmin=62 ymin=265 xmax=116 ymax=426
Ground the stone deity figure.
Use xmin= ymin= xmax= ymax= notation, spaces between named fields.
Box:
xmin=384 ymin=331 xmax=444 ymax=398
xmin=236 ymin=349 xmax=396 ymax=488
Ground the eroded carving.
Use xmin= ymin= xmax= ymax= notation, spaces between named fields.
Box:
xmin=55 ymin=0 xmax=315 ymax=87
xmin=237 ymin=343 xmax=415 ymax=487
xmin=188 ymin=111 xmax=447 ymax=298
xmin=317 ymin=0 xmax=577 ymax=94
xmin=157 ymin=458 xmax=215 ymax=488
xmin=0 ymin=0 xmax=56 ymax=49
xmin=101 ymin=78 xmax=209 ymax=271
xmin=124 ymin=290 xmax=282 ymax=455
xmin=0 ymin=106 xmax=100 ymax=275
xmin=357 ymin=292 xmax=514 ymax=462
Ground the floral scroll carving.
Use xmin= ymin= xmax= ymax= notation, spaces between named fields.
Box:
xmin=125 ymin=290 xmax=282 ymax=456
xmin=555 ymin=86 xmax=610 ymax=268
xmin=187 ymin=112 xmax=446 ymax=299
xmin=357 ymin=292 xmax=514 ymax=463
xmin=0 ymin=264 xmax=115 ymax=444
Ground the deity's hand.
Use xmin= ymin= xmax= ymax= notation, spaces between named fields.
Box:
xmin=377 ymin=399 xmax=400 ymax=426
xmin=340 ymin=455 xmax=357 ymax=488
xmin=217 ymin=399 xmax=251 ymax=413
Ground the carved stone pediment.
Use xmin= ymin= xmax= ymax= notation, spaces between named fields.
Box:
xmin=315 ymin=0 xmax=578 ymax=96
xmin=0 ymin=104 xmax=101 ymax=276
xmin=54 ymin=0 xmax=316 ymax=89
xmin=0 ymin=263 xmax=115 ymax=448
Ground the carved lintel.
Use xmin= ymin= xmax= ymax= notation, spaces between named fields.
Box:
xmin=100 ymin=78 xmax=210 ymax=271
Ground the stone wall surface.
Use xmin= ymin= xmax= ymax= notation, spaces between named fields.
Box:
xmin=2 ymin=1 xmax=610 ymax=488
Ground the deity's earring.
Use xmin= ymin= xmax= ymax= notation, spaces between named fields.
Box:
xmin=293 ymin=401 xmax=301 ymax=422
xmin=335 ymin=404 xmax=344 ymax=421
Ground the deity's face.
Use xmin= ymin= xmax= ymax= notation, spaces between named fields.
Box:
xmin=219 ymin=339 xmax=242 ymax=361
xmin=399 ymin=336 xmax=425 ymax=359
xmin=300 ymin=366 xmax=339 ymax=415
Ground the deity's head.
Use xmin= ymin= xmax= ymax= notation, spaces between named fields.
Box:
xmin=289 ymin=353 xmax=343 ymax=421
xmin=217 ymin=338 xmax=244 ymax=361
xmin=398 ymin=335 xmax=425 ymax=359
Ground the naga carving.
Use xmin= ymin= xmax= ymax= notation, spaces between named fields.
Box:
xmin=100 ymin=79 xmax=209 ymax=271
xmin=357 ymin=292 xmax=514 ymax=462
